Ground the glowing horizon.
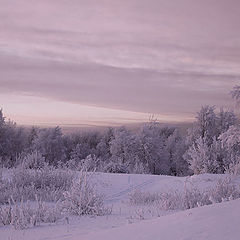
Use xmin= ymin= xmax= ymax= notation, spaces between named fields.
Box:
xmin=0 ymin=93 xmax=196 ymax=127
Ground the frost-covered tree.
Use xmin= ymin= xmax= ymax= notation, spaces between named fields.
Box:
xmin=219 ymin=125 xmax=240 ymax=173
xmin=166 ymin=129 xmax=188 ymax=176
xmin=33 ymin=126 xmax=66 ymax=165
xmin=231 ymin=85 xmax=240 ymax=104
xmin=66 ymin=131 xmax=101 ymax=161
xmin=70 ymin=143 xmax=90 ymax=163
xmin=78 ymin=154 xmax=100 ymax=171
xmin=0 ymin=109 xmax=5 ymax=127
xmin=0 ymin=109 xmax=28 ymax=166
xmin=27 ymin=126 xmax=39 ymax=151
xmin=194 ymin=105 xmax=217 ymax=144
xmin=69 ymin=144 xmax=100 ymax=171
xmin=95 ymin=127 xmax=114 ymax=161
xmin=185 ymin=136 xmax=222 ymax=174
xmin=137 ymin=122 xmax=171 ymax=175
xmin=217 ymin=108 xmax=237 ymax=135
xmin=184 ymin=105 xmax=237 ymax=174
xmin=109 ymin=127 xmax=139 ymax=170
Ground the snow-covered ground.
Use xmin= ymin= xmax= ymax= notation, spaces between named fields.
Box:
xmin=85 ymin=198 xmax=240 ymax=240
xmin=1 ymin=172 xmax=239 ymax=240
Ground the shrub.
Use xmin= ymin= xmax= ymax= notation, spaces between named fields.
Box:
xmin=129 ymin=190 xmax=161 ymax=205
xmin=129 ymin=177 xmax=240 ymax=210
xmin=0 ymin=165 xmax=74 ymax=204
xmin=77 ymin=154 xmax=99 ymax=172
xmin=159 ymin=188 xmax=210 ymax=210
xmin=61 ymin=170 xmax=108 ymax=216
xmin=16 ymin=151 xmax=45 ymax=169
xmin=0 ymin=197 xmax=61 ymax=229
xmin=209 ymin=177 xmax=240 ymax=203
xmin=0 ymin=167 xmax=110 ymax=229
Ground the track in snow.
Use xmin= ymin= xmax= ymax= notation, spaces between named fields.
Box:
xmin=105 ymin=178 xmax=155 ymax=204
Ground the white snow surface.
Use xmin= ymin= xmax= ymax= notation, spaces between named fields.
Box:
xmin=85 ymin=198 xmax=240 ymax=240
xmin=1 ymin=172 xmax=239 ymax=240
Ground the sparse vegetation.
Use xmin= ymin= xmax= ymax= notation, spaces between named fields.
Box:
xmin=0 ymin=165 xmax=74 ymax=204
xmin=0 ymin=197 xmax=62 ymax=229
xmin=0 ymin=166 xmax=109 ymax=229
xmin=129 ymin=177 xmax=240 ymax=210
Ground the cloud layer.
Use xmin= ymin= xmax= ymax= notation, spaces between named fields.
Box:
xmin=0 ymin=0 xmax=240 ymax=124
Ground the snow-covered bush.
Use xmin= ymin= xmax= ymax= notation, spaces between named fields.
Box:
xmin=178 ymin=187 xmax=210 ymax=209
xmin=61 ymin=170 xmax=108 ymax=216
xmin=0 ymin=165 xmax=74 ymax=203
xmin=129 ymin=177 xmax=240 ymax=210
xmin=208 ymin=177 xmax=240 ymax=203
xmin=0 ymin=197 xmax=61 ymax=229
xmin=129 ymin=188 xmax=209 ymax=210
xmin=129 ymin=190 xmax=161 ymax=205
xmin=0 ymin=167 xmax=110 ymax=229
xmin=16 ymin=150 xmax=45 ymax=169
xmin=65 ymin=154 xmax=100 ymax=172
xmin=79 ymin=154 xmax=99 ymax=171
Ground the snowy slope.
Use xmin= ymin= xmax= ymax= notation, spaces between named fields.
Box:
xmin=0 ymin=172 xmax=239 ymax=240
xmin=84 ymin=199 xmax=240 ymax=240
xmin=92 ymin=172 xmax=230 ymax=202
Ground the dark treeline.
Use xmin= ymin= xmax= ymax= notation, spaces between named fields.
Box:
xmin=0 ymin=106 xmax=239 ymax=176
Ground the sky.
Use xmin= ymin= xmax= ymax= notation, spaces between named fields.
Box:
xmin=0 ymin=0 xmax=240 ymax=126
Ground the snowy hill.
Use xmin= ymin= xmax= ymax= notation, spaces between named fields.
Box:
xmin=1 ymin=172 xmax=239 ymax=240
xmin=85 ymin=198 xmax=240 ymax=240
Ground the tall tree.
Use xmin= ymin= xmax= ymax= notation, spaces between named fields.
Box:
xmin=33 ymin=126 xmax=66 ymax=165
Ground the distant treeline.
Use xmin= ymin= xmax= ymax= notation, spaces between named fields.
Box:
xmin=0 ymin=106 xmax=239 ymax=176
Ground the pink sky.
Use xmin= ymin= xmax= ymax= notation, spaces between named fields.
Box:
xmin=0 ymin=0 xmax=239 ymax=126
